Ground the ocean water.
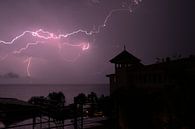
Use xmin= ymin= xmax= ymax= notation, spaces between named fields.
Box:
xmin=0 ymin=84 xmax=109 ymax=104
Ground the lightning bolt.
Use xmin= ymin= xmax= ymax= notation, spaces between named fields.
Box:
xmin=0 ymin=0 xmax=142 ymax=78
xmin=13 ymin=41 xmax=45 ymax=54
xmin=24 ymin=57 xmax=32 ymax=77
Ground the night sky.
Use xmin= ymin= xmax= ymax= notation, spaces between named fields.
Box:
xmin=0 ymin=0 xmax=194 ymax=84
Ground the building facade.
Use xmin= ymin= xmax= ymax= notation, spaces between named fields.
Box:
xmin=107 ymin=48 xmax=195 ymax=129
xmin=107 ymin=48 xmax=195 ymax=94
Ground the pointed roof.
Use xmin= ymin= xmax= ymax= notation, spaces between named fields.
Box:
xmin=110 ymin=49 xmax=141 ymax=64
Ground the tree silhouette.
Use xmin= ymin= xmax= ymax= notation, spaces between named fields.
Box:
xmin=74 ymin=93 xmax=86 ymax=104
xmin=97 ymin=95 xmax=111 ymax=116
xmin=87 ymin=92 xmax=98 ymax=103
xmin=47 ymin=92 xmax=66 ymax=107
xmin=87 ymin=92 xmax=98 ymax=116
xmin=28 ymin=96 xmax=46 ymax=105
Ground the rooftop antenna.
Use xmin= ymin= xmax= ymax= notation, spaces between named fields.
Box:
xmin=124 ymin=45 xmax=126 ymax=51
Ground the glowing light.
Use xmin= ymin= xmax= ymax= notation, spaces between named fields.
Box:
xmin=82 ymin=43 xmax=90 ymax=51
xmin=0 ymin=0 xmax=142 ymax=77
xmin=24 ymin=57 xmax=32 ymax=77
xmin=13 ymin=41 xmax=45 ymax=54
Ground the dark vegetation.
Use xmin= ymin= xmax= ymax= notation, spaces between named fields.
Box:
xmin=28 ymin=91 xmax=111 ymax=118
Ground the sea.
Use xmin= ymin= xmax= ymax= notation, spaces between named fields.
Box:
xmin=0 ymin=84 xmax=109 ymax=104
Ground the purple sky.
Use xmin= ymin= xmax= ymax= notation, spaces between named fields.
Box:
xmin=0 ymin=0 xmax=194 ymax=84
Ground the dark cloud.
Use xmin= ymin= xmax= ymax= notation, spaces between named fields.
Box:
xmin=0 ymin=72 xmax=20 ymax=79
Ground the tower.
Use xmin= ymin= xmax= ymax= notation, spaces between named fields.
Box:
xmin=110 ymin=46 xmax=141 ymax=73
xmin=107 ymin=46 xmax=142 ymax=94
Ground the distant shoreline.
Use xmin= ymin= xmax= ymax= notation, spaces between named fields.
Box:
xmin=0 ymin=83 xmax=109 ymax=104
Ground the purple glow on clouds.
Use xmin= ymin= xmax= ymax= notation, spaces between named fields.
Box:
xmin=0 ymin=0 xmax=194 ymax=84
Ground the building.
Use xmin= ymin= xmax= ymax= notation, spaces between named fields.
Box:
xmin=107 ymin=47 xmax=195 ymax=94
xmin=107 ymin=47 xmax=195 ymax=129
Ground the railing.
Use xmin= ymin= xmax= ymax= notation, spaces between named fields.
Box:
xmin=0 ymin=100 xmax=107 ymax=129
xmin=1 ymin=116 xmax=107 ymax=129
